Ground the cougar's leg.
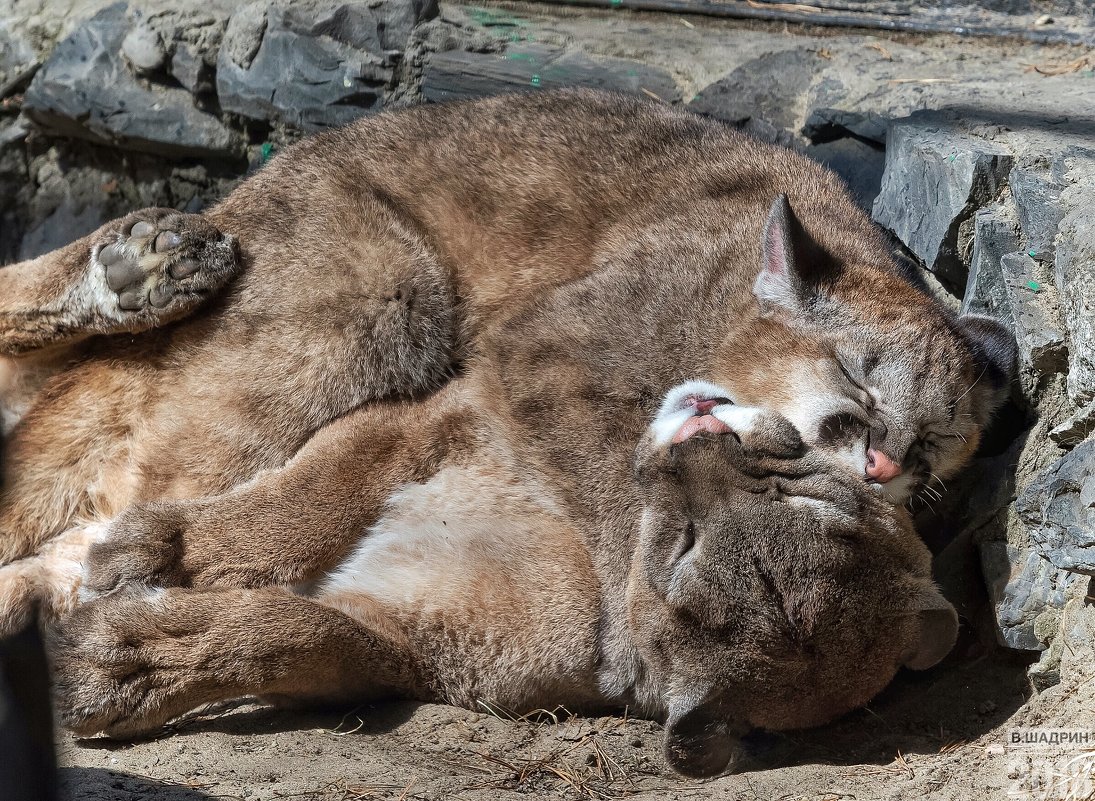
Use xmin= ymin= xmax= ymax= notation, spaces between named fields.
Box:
xmin=84 ymin=382 xmax=477 ymax=592
xmin=53 ymin=586 xmax=417 ymax=738
xmin=0 ymin=207 xmax=239 ymax=356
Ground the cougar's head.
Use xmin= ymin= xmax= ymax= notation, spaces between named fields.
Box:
xmin=716 ymin=195 xmax=1017 ymax=504
xmin=628 ymin=384 xmax=958 ymax=777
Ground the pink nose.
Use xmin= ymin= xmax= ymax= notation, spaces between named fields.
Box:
xmin=866 ymin=448 xmax=903 ymax=483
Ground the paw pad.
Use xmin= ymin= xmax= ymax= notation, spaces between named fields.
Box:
xmin=93 ymin=210 xmax=236 ymax=318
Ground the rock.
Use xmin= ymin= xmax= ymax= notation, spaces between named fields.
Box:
xmin=980 ymin=541 xmax=1085 ymax=651
xmin=689 ymin=49 xmax=822 ymax=134
xmin=170 ymin=42 xmax=212 ymax=95
xmin=1054 ymin=161 xmax=1095 ymax=406
xmin=1050 ymin=400 xmax=1095 ymax=448
xmin=1017 ymin=438 xmax=1095 ymax=576
xmin=217 ymin=0 xmax=438 ymax=131
xmin=1009 ymin=166 xmax=1065 ymax=263
xmin=999 ymin=252 xmax=1068 ymax=377
xmin=1028 ymin=638 xmax=1062 ymax=690
xmin=805 ymin=137 xmax=886 ymax=210
xmin=0 ymin=21 xmax=39 ymax=98
xmin=872 ymin=111 xmax=1013 ymax=290
xmin=22 ymin=4 xmax=243 ymax=160
xmin=422 ymin=44 xmax=680 ymax=105
xmin=18 ymin=202 xmax=106 ymax=262
xmin=121 ymin=20 xmax=166 ymax=74
xmin=0 ymin=117 xmax=29 ymax=263
xmin=961 ymin=204 xmax=1019 ymax=321
xmin=156 ymin=13 xmax=227 ymax=96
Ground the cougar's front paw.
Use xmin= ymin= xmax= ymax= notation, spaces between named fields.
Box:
xmin=52 ymin=591 xmax=204 ymax=738
xmin=649 ymin=379 xmax=803 ymax=457
xmin=82 ymin=503 xmax=190 ymax=600
xmin=91 ymin=208 xmax=238 ymax=320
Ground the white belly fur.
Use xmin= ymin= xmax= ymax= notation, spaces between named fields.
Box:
xmin=316 ymin=461 xmax=603 ymax=708
xmin=319 ymin=462 xmax=573 ymax=611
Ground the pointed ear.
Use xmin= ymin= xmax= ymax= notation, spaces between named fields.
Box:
xmin=900 ymin=585 xmax=959 ymax=671
xmin=753 ymin=194 xmax=831 ymax=312
xmin=664 ymin=696 xmax=743 ymax=777
xmin=955 ymin=314 xmax=1017 ymax=425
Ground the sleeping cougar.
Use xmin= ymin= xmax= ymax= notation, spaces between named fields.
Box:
xmin=55 ymin=375 xmax=957 ymax=778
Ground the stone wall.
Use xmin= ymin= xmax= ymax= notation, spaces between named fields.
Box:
xmin=1 ymin=0 xmax=1092 ymax=690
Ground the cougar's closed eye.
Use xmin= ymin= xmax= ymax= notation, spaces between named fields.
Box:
xmin=836 ymin=358 xmax=875 ymax=410
xmin=674 ymin=520 xmax=697 ymax=563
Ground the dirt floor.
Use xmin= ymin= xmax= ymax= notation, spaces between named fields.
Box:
xmin=55 ymin=643 xmax=1094 ymax=801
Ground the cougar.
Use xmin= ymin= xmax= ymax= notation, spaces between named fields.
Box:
xmin=54 ymin=374 xmax=958 ymax=778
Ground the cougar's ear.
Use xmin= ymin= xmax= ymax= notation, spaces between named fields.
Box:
xmin=900 ymin=585 xmax=959 ymax=671
xmin=753 ymin=195 xmax=832 ymax=312
xmin=664 ymin=695 xmax=743 ymax=778
xmin=955 ymin=314 xmax=1017 ymax=424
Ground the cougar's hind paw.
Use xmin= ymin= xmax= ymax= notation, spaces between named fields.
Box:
xmin=53 ymin=591 xmax=198 ymax=738
xmin=82 ymin=503 xmax=190 ymax=600
xmin=93 ymin=209 xmax=239 ymax=319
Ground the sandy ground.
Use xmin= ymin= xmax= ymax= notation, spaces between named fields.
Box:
xmin=58 ymin=647 xmax=1091 ymax=801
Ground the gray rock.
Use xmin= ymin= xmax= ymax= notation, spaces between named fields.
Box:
xmin=221 ymin=2 xmax=267 ymax=70
xmin=872 ymin=111 xmax=1013 ymax=290
xmin=1017 ymin=438 xmax=1095 ymax=575
xmin=689 ymin=49 xmax=822 ymax=133
xmin=154 ymin=13 xmax=227 ymax=96
xmin=0 ymin=116 xmax=29 ymax=263
xmin=1010 ymin=166 xmax=1065 ymax=263
xmin=0 ymin=21 xmax=38 ymax=97
xmin=1054 ymin=162 xmax=1095 ymax=406
xmin=1000 ymin=251 xmax=1068 ymax=376
xmin=980 ymin=541 xmax=1084 ymax=650
xmin=422 ymin=44 xmax=680 ymax=105
xmin=22 ymin=4 xmax=242 ymax=159
xmin=18 ymin=202 xmax=106 ymax=262
xmin=961 ymin=204 xmax=1019 ymax=320
xmin=217 ymin=0 xmax=437 ymax=131
xmin=1050 ymin=400 xmax=1095 ymax=448
xmin=170 ymin=42 xmax=213 ymax=95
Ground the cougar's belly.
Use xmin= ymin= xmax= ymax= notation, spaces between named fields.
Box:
xmin=315 ymin=459 xmax=604 ymax=711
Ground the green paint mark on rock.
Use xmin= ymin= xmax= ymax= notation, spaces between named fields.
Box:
xmin=530 ymin=74 xmax=542 ymax=87
xmin=1027 ymin=280 xmax=1042 ymax=292
xmin=468 ymin=7 xmax=526 ymax=27
xmin=260 ymin=142 xmax=273 ymax=163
